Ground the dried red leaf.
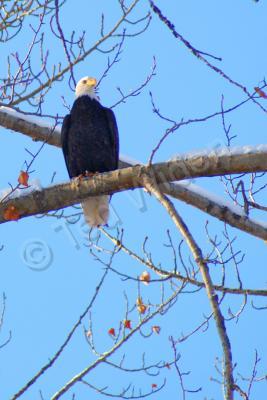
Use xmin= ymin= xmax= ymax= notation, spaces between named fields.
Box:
xmin=152 ymin=325 xmax=161 ymax=334
xmin=124 ymin=320 xmax=132 ymax=329
xmin=139 ymin=270 xmax=150 ymax=285
xmin=3 ymin=205 xmax=20 ymax=221
xmin=151 ymin=384 xmax=158 ymax=390
xmin=18 ymin=170 xmax=29 ymax=187
xmin=108 ymin=328 xmax=115 ymax=336
xmin=254 ymin=87 xmax=267 ymax=99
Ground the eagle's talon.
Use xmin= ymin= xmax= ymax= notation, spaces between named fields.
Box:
xmin=84 ymin=171 xmax=98 ymax=177
xmin=73 ymin=174 xmax=85 ymax=186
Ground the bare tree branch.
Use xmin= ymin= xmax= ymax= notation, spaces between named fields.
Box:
xmin=149 ymin=1 xmax=267 ymax=114
xmin=163 ymin=182 xmax=267 ymax=241
xmin=100 ymin=228 xmax=267 ymax=297
xmin=141 ymin=173 xmax=234 ymax=400
xmin=11 ymin=267 xmax=110 ymax=400
xmin=1 ymin=145 xmax=267 ymax=227
xmin=10 ymin=0 xmax=142 ymax=107
xmin=0 ymin=107 xmax=61 ymax=146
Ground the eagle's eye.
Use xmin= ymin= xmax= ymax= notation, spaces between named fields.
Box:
xmin=82 ymin=79 xmax=87 ymax=84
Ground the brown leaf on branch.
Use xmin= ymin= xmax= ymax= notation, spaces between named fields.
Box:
xmin=139 ymin=270 xmax=151 ymax=285
xmin=3 ymin=205 xmax=20 ymax=221
xmin=152 ymin=325 xmax=161 ymax=334
xmin=18 ymin=171 xmax=29 ymax=187
xmin=136 ymin=297 xmax=147 ymax=314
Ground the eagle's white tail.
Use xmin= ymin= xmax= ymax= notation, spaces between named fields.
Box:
xmin=81 ymin=196 xmax=109 ymax=227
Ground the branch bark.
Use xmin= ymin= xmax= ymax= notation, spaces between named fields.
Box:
xmin=164 ymin=182 xmax=267 ymax=241
xmin=0 ymin=108 xmax=61 ymax=146
xmin=1 ymin=148 xmax=267 ymax=225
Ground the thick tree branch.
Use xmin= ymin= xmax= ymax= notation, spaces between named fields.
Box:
xmin=163 ymin=182 xmax=267 ymax=241
xmin=1 ymin=107 xmax=267 ymax=240
xmin=1 ymin=145 xmax=267 ymax=231
xmin=0 ymin=107 xmax=61 ymax=146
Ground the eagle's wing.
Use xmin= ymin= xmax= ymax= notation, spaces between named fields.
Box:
xmin=61 ymin=114 xmax=72 ymax=176
xmin=103 ymin=107 xmax=119 ymax=168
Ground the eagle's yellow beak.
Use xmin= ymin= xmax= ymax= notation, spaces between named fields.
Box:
xmin=87 ymin=77 xmax=97 ymax=87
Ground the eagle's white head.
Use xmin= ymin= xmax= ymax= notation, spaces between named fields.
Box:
xmin=75 ymin=76 xmax=98 ymax=100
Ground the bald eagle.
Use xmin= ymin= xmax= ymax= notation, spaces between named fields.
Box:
xmin=61 ymin=77 xmax=119 ymax=226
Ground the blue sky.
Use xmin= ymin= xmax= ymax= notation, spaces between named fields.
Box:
xmin=0 ymin=1 xmax=267 ymax=399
